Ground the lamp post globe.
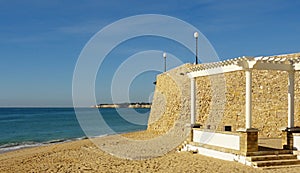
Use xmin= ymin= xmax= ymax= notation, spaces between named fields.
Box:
xmin=194 ymin=31 xmax=199 ymax=38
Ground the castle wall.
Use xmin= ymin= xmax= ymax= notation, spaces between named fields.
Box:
xmin=147 ymin=64 xmax=192 ymax=135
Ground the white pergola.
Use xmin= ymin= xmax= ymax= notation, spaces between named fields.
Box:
xmin=187 ymin=55 xmax=300 ymax=130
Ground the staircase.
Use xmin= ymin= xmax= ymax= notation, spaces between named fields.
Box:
xmin=179 ymin=139 xmax=300 ymax=169
xmin=247 ymin=150 xmax=300 ymax=169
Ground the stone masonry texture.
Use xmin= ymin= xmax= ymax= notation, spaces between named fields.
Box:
xmin=148 ymin=53 xmax=300 ymax=138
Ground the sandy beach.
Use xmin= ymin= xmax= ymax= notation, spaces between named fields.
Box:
xmin=1 ymin=131 xmax=300 ymax=173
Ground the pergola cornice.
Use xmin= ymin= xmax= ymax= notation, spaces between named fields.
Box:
xmin=187 ymin=54 xmax=300 ymax=78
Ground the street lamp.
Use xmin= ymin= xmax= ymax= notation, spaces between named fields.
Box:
xmin=163 ymin=52 xmax=167 ymax=72
xmin=194 ymin=32 xmax=199 ymax=64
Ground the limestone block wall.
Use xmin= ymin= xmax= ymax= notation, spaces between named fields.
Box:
xmin=252 ymin=70 xmax=288 ymax=137
xmin=148 ymin=61 xmax=300 ymax=138
xmin=195 ymin=70 xmax=300 ymax=138
xmin=147 ymin=64 xmax=192 ymax=135
xmin=295 ymin=72 xmax=300 ymax=125
xmin=195 ymin=71 xmax=245 ymax=132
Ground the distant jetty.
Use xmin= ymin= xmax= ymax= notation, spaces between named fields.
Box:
xmin=92 ymin=102 xmax=151 ymax=108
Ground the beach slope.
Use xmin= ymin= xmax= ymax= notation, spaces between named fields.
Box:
xmin=1 ymin=132 xmax=300 ymax=172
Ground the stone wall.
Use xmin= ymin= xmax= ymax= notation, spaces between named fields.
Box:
xmin=147 ymin=64 xmax=192 ymax=135
xmin=195 ymin=70 xmax=300 ymax=138
xmin=148 ymin=58 xmax=300 ymax=138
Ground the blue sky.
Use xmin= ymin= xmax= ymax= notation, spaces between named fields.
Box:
xmin=0 ymin=0 xmax=299 ymax=107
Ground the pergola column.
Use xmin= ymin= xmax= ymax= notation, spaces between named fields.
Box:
xmin=245 ymin=69 xmax=252 ymax=129
xmin=191 ymin=77 xmax=196 ymax=125
xmin=288 ymin=70 xmax=295 ymax=128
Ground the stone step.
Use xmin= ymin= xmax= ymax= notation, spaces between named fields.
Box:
xmin=247 ymin=154 xmax=297 ymax=161
xmin=253 ymin=159 xmax=300 ymax=167
xmin=246 ymin=150 xmax=292 ymax=156
xmin=259 ymin=164 xmax=300 ymax=170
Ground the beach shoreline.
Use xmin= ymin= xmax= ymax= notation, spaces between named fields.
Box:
xmin=1 ymin=131 xmax=300 ymax=173
xmin=0 ymin=136 xmax=89 ymax=155
xmin=0 ymin=129 xmax=146 ymax=155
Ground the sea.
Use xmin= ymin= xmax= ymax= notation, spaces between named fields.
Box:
xmin=0 ymin=108 xmax=150 ymax=153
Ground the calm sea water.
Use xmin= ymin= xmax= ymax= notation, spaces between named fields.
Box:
xmin=0 ymin=108 xmax=149 ymax=153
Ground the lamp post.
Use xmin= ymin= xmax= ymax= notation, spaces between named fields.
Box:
xmin=194 ymin=32 xmax=199 ymax=64
xmin=163 ymin=52 xmax=167 ymax=72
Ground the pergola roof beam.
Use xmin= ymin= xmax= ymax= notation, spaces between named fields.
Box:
xmin=295 ymin=63 xmax=300 ymax=71
xmin=188 ymin=64 xmax=244 ymax=78
xmin=188 ymin=55 xmax=300 ymax=78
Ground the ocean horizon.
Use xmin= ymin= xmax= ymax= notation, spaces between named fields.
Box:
xmin=0 ymin=107 xmax=150 ymax=153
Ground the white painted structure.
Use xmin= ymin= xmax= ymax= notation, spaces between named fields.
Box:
xmin=294 ymin=134 xmax=300 ymax=151
xmin=245 ymin=69 xmax=252 ymax=129
xmin=190 ymin=77 xmax=196 ymax=125
xmin=193 ymin=130 xmax=240 ymax=150
xmin=187 ymin=54 xmax=300 ymax=130
xmin=293 ymin=134 xmax=300 ymax=159
xmin=288 ymin=71 xmax=295 ymax=128
xmin=181 ymin=144 xmax=251 ymax=165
